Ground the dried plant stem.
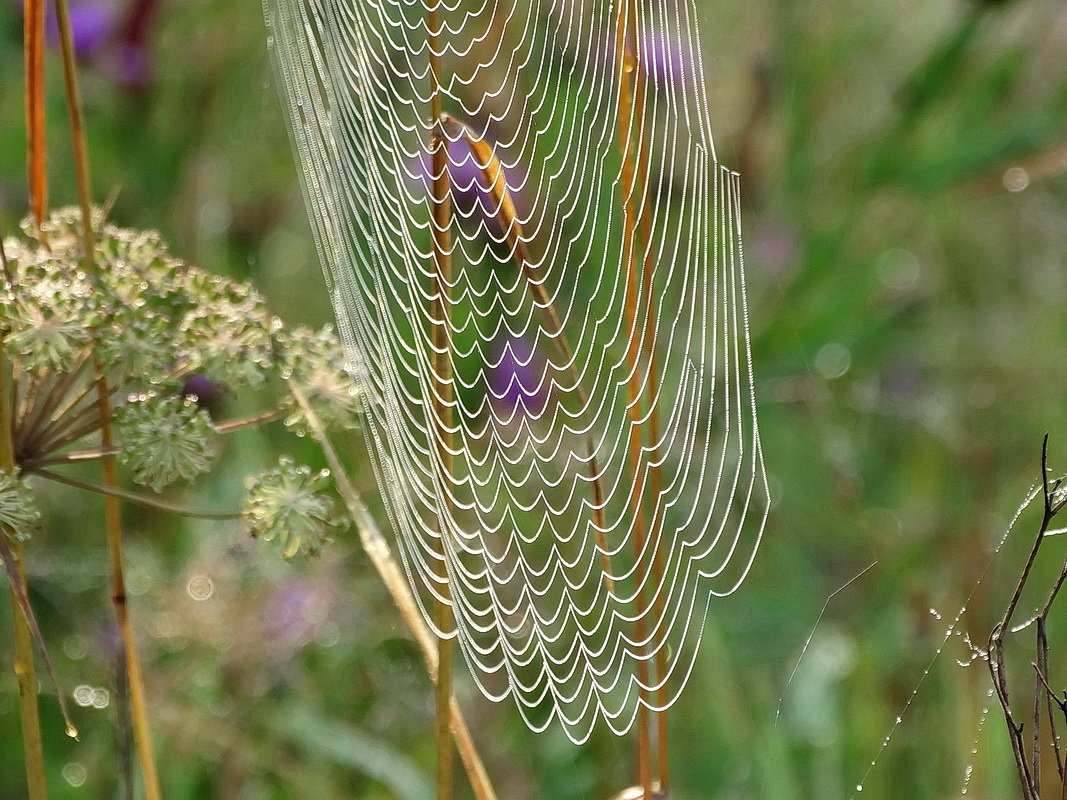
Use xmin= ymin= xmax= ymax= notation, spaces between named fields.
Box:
xmin=9 ymin=540 xmax=48 ymax=800
xmin=1 ymin=347 xmax=49 ymax=800
xmin=427 ymin=5 xmax=456 ymax=797
xmin=93 ymin=375 xmax=163 ymax=800
xmin=53 ymin=0 xmax=94 ymax=263
xmin=614 ymin=0 xmax=661 ymax=793
xmin=290 ymin=385 xmax=498 ymax=800
xmin=24 ymin=0 xmax=46 ymax=227
xmin=628 ymin=16 xmax=669 ymax=791
xmin=30 ymin=467 xmax=241 ymax=520
xmin=988 ymin=435 xmax=1067 ymax=800
xmin=53 ymin=4 xmax=163 ymax=792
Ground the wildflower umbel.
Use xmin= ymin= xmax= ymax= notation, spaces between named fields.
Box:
xmin=116 ymin=395 xmax=217 ymax=492
xmin=2 ymin=207 xmax=359 ymax=555
xmin=242 ymin=457 xmax=345 ymax=558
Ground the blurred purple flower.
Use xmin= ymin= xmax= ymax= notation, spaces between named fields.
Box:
xmin=45 ymin=0 xmax=117 ymax=57
xmin=488 ymin=336 xmax=548 ymax=416
xmin=181 ymin=373 xmax=225 ymax=413
xmin=407 ymin=137 xmax=528 ymax=237
xmin=262 ymin=578 xmax=328 ymax=647
xmin=598 ymin=26 xmax=699 ymax=89
xmin=750 ymin=218 xmax=799 ymax=279
xmin=34 ymin=0 xmax=158 ymax=90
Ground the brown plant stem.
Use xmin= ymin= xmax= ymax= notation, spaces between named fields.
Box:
xmin=212 ymin=408 xmax=285 ymax=435
xmin=53 ymin=2 xmax=163 ymax=792
xmin=93 ymin=375 xmax=163 ymax=800
xmin=290 ymin=385 xmax=498 ymax=800
xmin=1 ymin=346 xmax=49 ymax=800
xmin=24 ymin=0 xmax=47 ymax=227
xmin=988 ymin=435 xmax=1067 ymax=800
xmin=627 ymin=12 xmax=669 ymax=791
xmin=614 ymin=1 xmax=654 ymax=795
xmin=427 ymin=4 xmax=456 ymax=797
xmin=53 ymin=0 xmax=94 ymax=264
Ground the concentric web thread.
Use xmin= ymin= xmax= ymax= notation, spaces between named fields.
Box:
xmin=265 ymin=0 xmax=769 ymax=742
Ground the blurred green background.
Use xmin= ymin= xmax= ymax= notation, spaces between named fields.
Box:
xmin=1 ymin=0 xmax=1067 ymax=797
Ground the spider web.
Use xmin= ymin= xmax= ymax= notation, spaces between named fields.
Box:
xmin=265 ymin=0 xmax=768 ymax=742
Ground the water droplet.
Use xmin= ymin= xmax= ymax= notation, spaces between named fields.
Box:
xmin=73 ymin=685 xmax=94 ymax=707
xmin=187 ymin=575 xmax=214 ymax=601
xmin=1003 ymin=166 xmax=1029 ymax=193
xmin=62 ymin=761 xmax=87 ymax=786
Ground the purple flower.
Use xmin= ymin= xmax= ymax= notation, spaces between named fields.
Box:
xmin=45 ymin=0 xmax=118 ymax=58
xmin=597 ymin=26 xmax=699 ymax=90
xmin=407 ymin=137 xmax=529 ymax=237
xmin=638 ymin=28 xmax=698 ymax=88
xmin=262 ymin=578 xmax=328 ymax=646
xmin=37 ymin=0 xmax=158 ymax=90
xmin=181 ymin=374 xmax=225 ymax=412
xmin=488 ymin=336 xmax=548 ymax=416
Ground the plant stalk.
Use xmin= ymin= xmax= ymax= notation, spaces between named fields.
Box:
xmin=627 ymin=9 xmax=669 ymax=790
xmin=53 ymin=3 xmax=163 ymax=792
xmin=1 ymin=346 xmax=48 ymax=800
xmin=94 ymin=374 xmax=163 ymax=800
xmin=52 ymin=0 xmax=94 ymax=264
xmin=614 ymin=1 xmax=659 ymax=794
xmin=24 ymin=0 xmax=47 ymax=227
xmin=427 ymin=4 xmax=456 ymax=797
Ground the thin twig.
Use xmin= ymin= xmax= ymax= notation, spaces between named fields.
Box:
xmin=988 ymin=435 xmax=1063 ymax=800
xmin=20 ymin=445 xmax=123 ymax=469
xmin=53 ymin=0 xmax=94 ymax=265
xmin=212 ymin=408 xmax=284 ymax=434
xmin=24 ymin=0 xmax=47 ymax=227
xmin=31 ymin=466 xmax=241 ymax=520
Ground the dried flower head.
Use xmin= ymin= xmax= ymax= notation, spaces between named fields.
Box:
xmin=276 ymin=324 xmax=360 ymax=435
xmin=243 ymin=457 xmax=344 ymax=559
xmin=116 ymin=394 xmax=217 ymax=492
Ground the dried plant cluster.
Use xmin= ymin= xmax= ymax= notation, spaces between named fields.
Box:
xmin=1 ymin=208 xmax=356 ymax=556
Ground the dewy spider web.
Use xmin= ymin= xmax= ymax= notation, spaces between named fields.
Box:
xmin=266 ymin=0 xmax=769 ymax=742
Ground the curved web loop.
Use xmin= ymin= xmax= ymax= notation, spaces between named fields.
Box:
xmin=266 ymin=0 xmax=769 ymax=742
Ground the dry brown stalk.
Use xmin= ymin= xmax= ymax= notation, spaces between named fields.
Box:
xmin=24 ymin=0 xmax=46 ymax=228
xmin=1 ymin=343 xmax=50 ymax=800
xmin=988 ymin=436 xmax=1067 ymax=800
xmin=626 ymin=11 xmax=669 ymax=790
xmin=426 ymin=4 xmax=457 ymax=797
xmin=51 ymin=2 xmax=163 ymax=794
xmin=613 ymin=1 xmax=658 ymax=796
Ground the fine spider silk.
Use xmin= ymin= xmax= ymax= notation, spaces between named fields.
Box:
xmin=266 ymin=0 xmax=768 ymax=743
